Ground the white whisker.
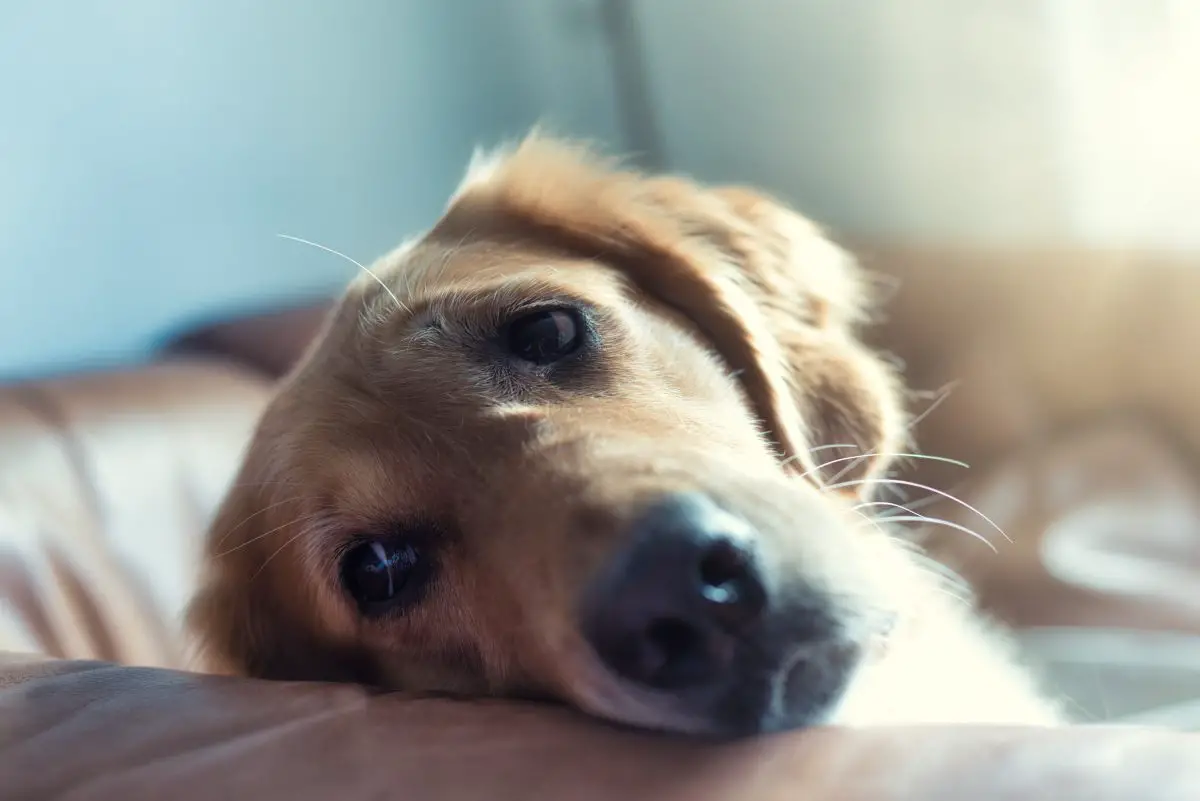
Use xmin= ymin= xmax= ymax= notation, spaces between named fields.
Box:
xmin=215 ymin=512 xmax=322 ymax=558
xmin=277 ymin=233 xmax=409 ymax=313
xmin=854 ymin=499 xmax=934 ymax=528
xmin=827 ymin=477 xmax=1011 ymax=542
xmin=251 ymin=525 xmax=316 ymax=581
xmin=214 ymin=496 xmax=306 ymax=548
xmin=780 ymin=443 xmax=862 ymax=469
xmin=854 ymin=499 xmax=927 ymax=517
xmin=907 ymin=381 xmax=959 ymax=430
xmin=795 ymin=452 xmax=970 ymax=483
xmin=808 ymin=443 xmax=862 ymax=453
xmin=855 ymin=500 xmax=994 ymax=555
xmin=862 ymin=514 xmax=998 ymax=553
xmin=825 ymin=455 xmax=871 ymax=485
xmin=847 ymin=506 xmax=887 ymax=535
xmin=868 ymin=492 xmax=951 ymax=517
xmin=884 ymin=530 xmax=973 ymax=594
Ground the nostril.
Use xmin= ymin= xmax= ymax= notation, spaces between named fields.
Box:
xmin=698 ymin=540 xmax=749 ymax=598
xmin=696 ymin=540 xmax=765 ymax=624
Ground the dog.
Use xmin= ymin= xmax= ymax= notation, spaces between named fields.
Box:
xmin=188 ymin=134 xmax=1059 ymax=736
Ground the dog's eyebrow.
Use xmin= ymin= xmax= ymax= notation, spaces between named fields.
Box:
xmin=412 ymin=282 xmax=598 ymax=328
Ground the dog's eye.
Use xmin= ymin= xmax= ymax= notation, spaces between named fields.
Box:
xmin=340 ymin=540 xmax=422 ymax=614
xmin=505 ymin=308 xmax=584 ymax=364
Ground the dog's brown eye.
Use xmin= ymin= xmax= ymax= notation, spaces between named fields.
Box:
xmin=505 ymin=308 xmax=583 ymax=364
xmin=340 ymin=540 xmax=422 ymax=615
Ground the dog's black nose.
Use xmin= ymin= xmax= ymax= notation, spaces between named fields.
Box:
xmin=581 ymin=492 xmax=769 ymax=691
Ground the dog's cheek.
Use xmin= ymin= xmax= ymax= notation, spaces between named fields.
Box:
xmin=371 ymin=637 xmax=496 ymax=696
xmin=189 ymin=564 xmax=380 ymax=684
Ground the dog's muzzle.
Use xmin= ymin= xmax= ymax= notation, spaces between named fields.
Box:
xmin=579 ymin=491 xmax=865 ymax=737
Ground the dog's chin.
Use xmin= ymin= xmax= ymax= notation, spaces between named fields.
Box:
xmin=567 ymin=647 xmax=861 ymax=739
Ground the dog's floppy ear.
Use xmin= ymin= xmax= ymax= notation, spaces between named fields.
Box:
xmin=702 ymin=184 xmax=909 ymax=485
xmin=438 ymin=136 xmax=907 ymax=488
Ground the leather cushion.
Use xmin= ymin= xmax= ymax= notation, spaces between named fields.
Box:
xmin=2 ymin=655 xmax=1199 ymax=801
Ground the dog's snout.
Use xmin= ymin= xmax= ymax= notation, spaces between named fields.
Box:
xmin=579 ymin=491 xmax=868 ymax=735
xmin=581 ymin=492 xmax=767 ymax=691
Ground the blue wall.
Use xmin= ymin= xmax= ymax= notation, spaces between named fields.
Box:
xmin=0 ymin=1 xmax=623 ymax=378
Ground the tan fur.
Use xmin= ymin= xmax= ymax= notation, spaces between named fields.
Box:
xmin=188 ymin=134 xmax=1057 ymax=729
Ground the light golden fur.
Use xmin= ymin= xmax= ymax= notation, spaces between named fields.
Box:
xmin=188 ymin=135 xmax=1057 ymax=730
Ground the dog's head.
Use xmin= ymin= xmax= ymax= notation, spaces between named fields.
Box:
xmin=189 ymin=136 xmax=923 ymax=736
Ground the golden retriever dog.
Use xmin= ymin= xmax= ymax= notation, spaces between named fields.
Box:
xmin=188 ymin=134 xmax=1058 ymax=736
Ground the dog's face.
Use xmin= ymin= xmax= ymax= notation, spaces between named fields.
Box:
xmin=189 ymin=137 xmax=922 ymax=737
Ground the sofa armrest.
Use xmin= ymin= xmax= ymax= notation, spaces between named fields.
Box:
xmin=165 ymin=301 xmax=334 ymax=378
xmin=2 ymin=655 xmax=1198 ymax=801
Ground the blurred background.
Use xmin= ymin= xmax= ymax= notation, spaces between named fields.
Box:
xmin=6 ymin=0 xmax=1199 ymax=377
xmin=4 ymin=1 xmax=1200 ymax=728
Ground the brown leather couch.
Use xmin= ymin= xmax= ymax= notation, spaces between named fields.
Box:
xmin=3 ymin=246 xmax=1200 ymax=799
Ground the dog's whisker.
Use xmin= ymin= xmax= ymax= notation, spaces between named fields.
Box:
xmin=846 ymin=506 xmax=888 ymax=535
xmin=213 ymin=496 xmax=309 ymax=548
xmin=907 ymin=381 xmax=959 ymax=430
xmin=221 ymin=478 xmax=306 ymax=490
xmin=885 ymin=521 xmax=970 ymax=564
xmin=848 ymin=508 xmax=973 ymax=601
xmin=862 ymin=514 xmax=999 ymax=554
xmin=251 ymin=525 xmax=317 ymax=582
xmin=853 ymin=500 xmax=930 ymax=527
xmin=781 ymin=451 xmax=848 ymax=471
xmin=779 ymin=442 xmax=862 ymax=469
xmin=855 ymin=497 xmax=961 ymax=524
xmin=892 ymin=540 xmax=971 ymax=587
xmin=215 ymin=512 xmax=323 ymax=558
xmin=823 ymin=448 xmax=968 ymax=486
xmin=854 ymin=499 xmax=921 ymax=514
xmin=794 ymin=452 xmax=971 ymax=483
xmin=827 ymin=477 xmax=1011 ymax=542
xmin=277 ymin=233 xmax=410 ymax=314
xmin=806 ymin=442 xmax=863 ymax=454
xmin=874 ymin=491 xmax=949 ymax=517
xmin=856 ymin=502 xmax=995 ymax=575
xmin=825 ymin=454 xmax=874 ymax=485
xmin=926 ymin=583 xmax=975 ymax=607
